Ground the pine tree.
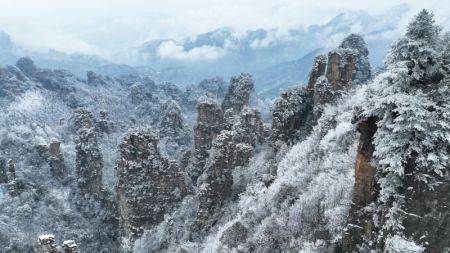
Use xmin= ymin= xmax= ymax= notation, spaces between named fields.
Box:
xmin=406 ymin=9 xmax=441 ymax=46
xmin=360 ymin=9 xmax=450 ymax=235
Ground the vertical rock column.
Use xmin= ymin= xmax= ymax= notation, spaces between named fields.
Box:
xmin=192 ymin=131 xmax=236 ymax=235
xmin=190 ymin=98 xmax=224 ymax=182
xmin=74 ymin=108 xmax=104 ymax=195
xmin=116 ymin=129 xmax=187 ymax=239
xmin=7 ymin=159 xmax=17 ymax=196
xmin=0 ymin=157 xmax=7 ymax=183
xmin=342 ymin=117 xmax=378 ymax=252
xmin=48 ymin=141 xmax=64 ymax=178
xmin=339 ymin=33 xmax=371 ymax=85
xmin=221 ymin=73 xmax=254 ymax=114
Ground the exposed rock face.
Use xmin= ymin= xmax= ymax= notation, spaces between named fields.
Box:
xmin=62 ymin=240 xmax=78 ymax=253
xmin=339 ymin=34 xmax=371 ymax=85
xmin=190 ymin=98 xmax=224 ymax=182
xmin=239 ymin=109 xmax=264 ymax=143
xmin=7 ymin=159 xmax=17 ymax=196
xmin=159 ymin=99 xmax=192 ymax=158
xmin=271 ymin=38 xmax=364 ymax=147
xmin=401 ymin=178 xmax=450 ymax=252
xmin=220 ymin=221 xmax=249 ymax=248
xmin=342 ymin=118 xmax=450 ymax=252
xmin=192 ymin=131 xmax=236 ymax=235
xmin=38 ymin=235 xmax=59 ymax=253
xmin=160 ymin=99 xmax=184 ymax=138
xmin=116 ymin=129 xmax=187 ymax=239
xmin=74 ymin=108 xmax=104 ymax=195
xmin=271 ymin=86 xmax=314 ymax=146
xmin=307 ymin=55 xmax=327 ymax=89
xmin=325 ymin=49 xmax=355 ymax=93
xmin=341 ymin=117 xmax=378 ymax=252
xmin=48 ymin=141 xmax=64 ymax=178
xmin=0 ymin=157 xmax=7 ymax=183
xmin=222 ymin=73 xmax=254 ymax=113
xmin=38 ymin=235 xmax=78 ymax=253
xmin=96 ymin=110 xmax=114 ymax=134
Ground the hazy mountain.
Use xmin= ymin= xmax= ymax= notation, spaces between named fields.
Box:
xmin=0 ymin=4 xmax=410 ymax=95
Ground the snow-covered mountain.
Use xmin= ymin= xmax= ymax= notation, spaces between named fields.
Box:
xmin=1 ymin=5 xmax=411 ymax=97
xmin=0 ymin=8 xmax=449 ymax=253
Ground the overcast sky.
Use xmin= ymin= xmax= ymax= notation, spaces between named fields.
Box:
xmin=0 ymin=0 xmax=448 ymax=60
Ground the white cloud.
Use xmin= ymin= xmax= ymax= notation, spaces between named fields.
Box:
xmin=157 ymin=41 xmax=226 ymax=61
xmin=0 ymin=0 xmax=448 ymax=61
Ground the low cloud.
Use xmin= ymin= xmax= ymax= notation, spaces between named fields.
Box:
xmin=157 ymin=40 xmax=227 ymax=61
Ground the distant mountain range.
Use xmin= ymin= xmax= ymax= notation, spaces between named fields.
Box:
xmin=0 ymin=4 xmax=411 ymax=97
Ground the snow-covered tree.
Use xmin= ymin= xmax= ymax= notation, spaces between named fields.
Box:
xmin=360 ymin=9 xmax=450 ymax=235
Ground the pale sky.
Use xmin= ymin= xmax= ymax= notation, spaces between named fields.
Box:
xmin=0 ymin=0 xmax=448 ymax=59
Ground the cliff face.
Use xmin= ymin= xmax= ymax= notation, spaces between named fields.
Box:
xmin=342 ymin=119 xmax=450 ymax=253
xmin=192 ymin=131 xmax=236 ymax=236
xmin=341 ymin=15 xmax=450 ymax=252
xmin=159 ymin=99 xmax=192 ymax=157
xmin=116 ymin=129 xmax=187 ymax=239
xmin=189 ymin=98 xmax=225 ymax=182
xmin=339 ymin=33 xmax=371 ymax=85
xmin=221 ymin=73 xmax=254 ymax=114
xmin=341 ymin=117 xmax=378 ymax=252
xmin=74 ymin=108 xmax=104 ymax=195
xmin=271 ymin=34 xmax=364 ymax=148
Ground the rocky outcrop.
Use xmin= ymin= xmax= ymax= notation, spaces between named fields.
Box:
xmin=96 ymin=110 xmax=114 ymax=134
xmin=339 ymin=34 xmax=371 ymax=85
xmin=62 ymin=240 xmax=78 ymax=253
xmin=38 ymin=235 xmax=59 ymax=253
xmin=342 ymin=119 xmax=450 ymax=252
xmin=159 ymin=99 xmax=192 ymax=157
xmin=0 ymin=157 xmax=7 ymax=183
xmin=271 ymin=86 xmax=314 ymax=146
xmin=160 ymin=99 xmax=184 ymax=138
xmin=220 ymin=221 xmax=249 ymax=248
xmin=189 ymin=98 xmax=224 ymax=182
xmin=33 ymin=141 xmax=65 ymax=179
xmin=192 ymin=131 xmax=236 ymax=235
xmin=48 ymin=141 xmax=64 ymax=178
xmin=7 ymin=159 xmax=17 ymax=196
xmin=227 ymin=108 xmax=264 ymax=167
xmin=116 ymin=129 xmax=187 ymax=239
xmin=221 ymin=73 xmax=254 ymax=114
xmin=271 ymin=37 xmax=365 ymax=147
xmin=325 ymin=49 xmax=355 ymax=93
xmin=190 ymin=75 xmax=264 ymax=236
xmin=341 ymin=117 xmax=378 ymax=252
xmin=307 ymin=55 xmax=327 ymax=89
xmin=74 ymin=108 xmax=104 ymax=195
xmin=38 ymin=235 xmax=78 ymax=253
